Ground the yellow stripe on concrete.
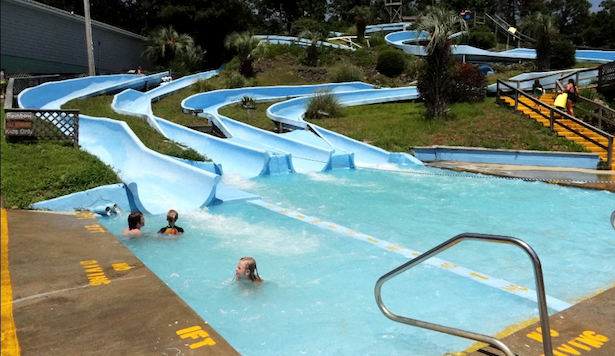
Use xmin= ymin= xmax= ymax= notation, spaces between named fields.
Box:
xmin=1 ymin=208 xmax=21 ymax=356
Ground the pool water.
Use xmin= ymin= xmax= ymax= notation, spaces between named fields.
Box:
xmin=99 ymin=166 xmax=615 ymax=356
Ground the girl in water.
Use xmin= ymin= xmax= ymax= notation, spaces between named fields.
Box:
xmin=235 ymin=257 xmax=263 ymax=284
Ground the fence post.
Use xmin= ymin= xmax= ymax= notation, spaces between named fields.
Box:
xmin=514 ymin=88 xmax=519 ymax=112
xmin=550 ymin=109 xmax=554 ymax=132
xmin=608 ymin=137 xmax=613 ymax=169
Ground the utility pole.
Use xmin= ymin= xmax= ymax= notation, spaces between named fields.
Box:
xmin=83 ymin=0 xmax=96 ymax=76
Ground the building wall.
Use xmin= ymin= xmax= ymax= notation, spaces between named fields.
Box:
xmin=1 ymin=0 xmax=148 ymax=74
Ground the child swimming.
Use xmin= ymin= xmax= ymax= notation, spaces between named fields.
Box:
xmin=122 ymin=211 xmax=145 ymax=235
xmin=158 ymin=209 xmax=184 ymax=235
xmin=235 ymin=257 xmax=263 ymax=284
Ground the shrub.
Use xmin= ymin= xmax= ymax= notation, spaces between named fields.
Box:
xmin=465 ymin=26 xmax=497 ymax=50
xmin=368 ymin=31 xmax=387 ymax=47
xmin=329 ymin=63 xmax=365 ymax=82
xmin=241 ymin=95 xmax=256 ymax=109
xmin=451 ymin=63 xmax=487 ymax=103
xmin=193 ymin=79 xmax=217 ymax=92
xmin=304 ymin=89 xmax=343 ymax=119
xmin=161 ymin=145 xmax=209 ymax=162
xmin=224 ymin=72 xmax=249 ymax=88
xmin=376 ymin=50 xmax=406 ymax=78
xmin=551 ymin=39 xmax=576 ymax=69
xmin=291 ymin=18 xmax=327 ymax=37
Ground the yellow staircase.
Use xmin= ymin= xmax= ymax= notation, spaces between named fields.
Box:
xmin=500 ymin=93 xmax=614 ymax=170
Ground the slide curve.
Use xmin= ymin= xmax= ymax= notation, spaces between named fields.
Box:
xmin=18 ymin=73 xmax=222 ymax=214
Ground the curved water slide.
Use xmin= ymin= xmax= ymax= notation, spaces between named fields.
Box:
xmin=385 ymin=30 xmax=615 ymax=64
xmin=18 ymin=73 xmax=222 ymax=214
xmin=266 ymin=87 xmax=424 ymax=167
xmin=255 ymin=35 xmax=355 ymax=50
xmin=111 ymin=70 xmax=285 ymax=178
xmin=181 ymin=83 xmax=376 ymax=172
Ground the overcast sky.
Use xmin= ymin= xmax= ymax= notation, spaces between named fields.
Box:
xmin=588 ymin=0 xmax=604 ymax=12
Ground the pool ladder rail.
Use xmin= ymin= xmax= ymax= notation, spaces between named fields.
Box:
xmin=374 ymin=233 xmax=554 ymax=356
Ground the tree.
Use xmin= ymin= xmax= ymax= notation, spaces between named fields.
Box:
xmin=350 ymin=6 xmax=373 ymax=43
xmin=142 ymin=26 xmax=197 ymax=69
xmin=582 ymin=1 xmax=615 ymax=48
xmin=548 ymin=0 xmax=592 ymax=45
xmin=224 ymin=32 xmax=268 ymax=77
xmin=520 ymin=12 xmax=557 ymax=71
xmin=415 ymin=7 xmax=468 ymax=119
xmin=297 ymin=30 xmax=323 ymax=66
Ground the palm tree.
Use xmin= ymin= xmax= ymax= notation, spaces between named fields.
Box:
xmin=414 ymin=7 xmax=468 ymax=119
xmin=142 ymin=26 xmax=196 ymax=68
xmin=520 ymin=13 xmax=557 ymax=71
xmin=350 ymin=6 xmax=372 ymax=43
xmin=224 ymin=32 xmax=268 ymax=77
xmin=298 ymin=30 xmax=323 ymax=66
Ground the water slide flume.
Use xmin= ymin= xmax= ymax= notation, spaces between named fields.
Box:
xmin=111 ymin=70 xmax=286 ymax=178
xmin=19 ymin=73 xmax=222 ymax=214
xmin=266 ymin=87 xmax=424 ymax=166
xmin=385 ymin=30 xmax=615 ymax=64
xmin=181 ymin=83 xmax=378 ymax=173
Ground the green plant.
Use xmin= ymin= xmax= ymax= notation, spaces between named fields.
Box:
xmin=376 ymin=50 xmax=407 ymax=78
xmin=161 ymin=145 xmax=208 ymax=161
xmin=329 ymin=63 xmax=365 ymax=82
xmin=367 ymin=31 xmax=387 ymax=47
xmin=463 ymin=25 xmax=496 ymax=49
xmin=193 ymin=79 xmax=218 ymax=92
xmin=291 ymin=18 xmax=327 ymax=37
xmin=224 ymin=31 xmax=268 ymax=77
xmin=241 ymin=95 xmax=257 ymax=109
xmin=225 ymin=72 xmax=249 ymax=88
xmin=304 ymin=89 xmax=343 ymax=119
xmin=551 ymin=39 xmax=576 ymax=70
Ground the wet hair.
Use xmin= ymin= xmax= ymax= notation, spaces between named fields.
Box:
xmin=240 ymin=257 xmax=262 ymax=283
xmin=167 ymin=209 xmax=178 ymax=223
xmin=568 ymin=79 xmax=576 ymax=87
xmin=127 ymin=212 xmax=143 ymax=230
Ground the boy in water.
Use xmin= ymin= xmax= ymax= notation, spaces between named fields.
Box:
xmin=122 ymin=212 xmax=145 ymax=235
xmin=158 ymin=209 xmax=184 ymax=235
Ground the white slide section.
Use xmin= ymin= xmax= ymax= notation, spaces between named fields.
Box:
xmin=111 ymin=70 xmax=288 ymax=178
xmin=18 ymin=73 xmax=222 ymax=214
xmin=266 ymin=87 xmax=424 ymax=166
xmin=181 ymin=83 xmax=375 ymax=172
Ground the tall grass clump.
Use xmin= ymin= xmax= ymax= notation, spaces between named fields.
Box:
xmin=304 ymin=89 xmax=344 ymax=119
xmin=224 ymin=72 xmax=250 ymax=88
xmin=193 ymin=79 xmax=218 ymax=92
xmin=376 ymin=49 xmax=407 ymax=77
xmin=329 ymin=63 xmax=365 ymax=82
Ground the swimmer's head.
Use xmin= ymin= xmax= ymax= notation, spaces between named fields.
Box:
xmin=235 ymin=257 xmax=262 ymax=283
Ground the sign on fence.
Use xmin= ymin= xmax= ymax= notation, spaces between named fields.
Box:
xmin=4 ymin=109 xmax=79 ymax=146
xmin=4 ymin=111 xmax=35 ymax=136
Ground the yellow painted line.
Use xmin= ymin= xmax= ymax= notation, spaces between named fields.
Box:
xmin=1 ymin=208 xmax=21 ymax=356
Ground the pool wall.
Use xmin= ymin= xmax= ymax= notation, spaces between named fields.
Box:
xmin=414 ymin=146 xmax=600 ymax=168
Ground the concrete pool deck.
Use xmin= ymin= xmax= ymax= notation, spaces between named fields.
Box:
xmin=2 ymin=161 xmax=614 ymax=355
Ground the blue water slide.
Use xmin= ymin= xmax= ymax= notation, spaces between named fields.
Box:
xmin=255 ymin=35 xmax=355 ymax=50
xmin=366 ymin=22 xmax=413 ymax=34
xmin=181 ymin=83 xmax=375 ymax=172
xmin=385 ymin=30 xmax=615 ymax=64
xmin=111 ymin=70 xmax=287 ymax=178
xmin=266 ymin=87 xmax=424 ymax=166
xmin=18 ymin=73 xmax=223 ymax=213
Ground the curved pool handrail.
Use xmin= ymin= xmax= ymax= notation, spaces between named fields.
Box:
xmin=375 ymin=232 xmax=554 ymax=356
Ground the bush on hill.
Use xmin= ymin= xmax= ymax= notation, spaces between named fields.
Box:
xmin=376 ymin=50 xmax=406 ymax=77
xmin=451 ymin=63 xmax=487 ymax=103
xmin=329 ymin=63 xmax=365 ymax=82
xmin=551 ymin=39 xmax=576 ymax=70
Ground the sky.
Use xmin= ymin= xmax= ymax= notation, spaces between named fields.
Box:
xmin=588 ymin=0 xmax=604 ymax=12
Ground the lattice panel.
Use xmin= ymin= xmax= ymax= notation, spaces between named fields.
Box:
xmin=34 ymin=111 xmax=79 ymax=144
xmin=598 ymin=62 xmax=615 ymax=90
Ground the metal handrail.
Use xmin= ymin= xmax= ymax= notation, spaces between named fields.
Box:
xmin=497 ymin=79 xmax=614 ymax=168
xmin=374 ymin=233 xmax=554 ymax=356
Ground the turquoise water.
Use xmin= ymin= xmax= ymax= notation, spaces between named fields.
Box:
xmin=99 ymin=166 xmax=615 ymax=356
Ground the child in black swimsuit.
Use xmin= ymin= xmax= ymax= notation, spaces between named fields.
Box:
xmin=158 ymin=209 xmax=184 ymax=235
xmin=564 ymin=79 xmax=579 ymax=117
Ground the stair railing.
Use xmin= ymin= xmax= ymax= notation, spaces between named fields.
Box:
xmin=374 ymin=233 xmax=554 ymax=356
xmin=554 ymin=78 xmax=615 ymax=131
xmin=497 ymin=79 xmax=614 ymax=168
